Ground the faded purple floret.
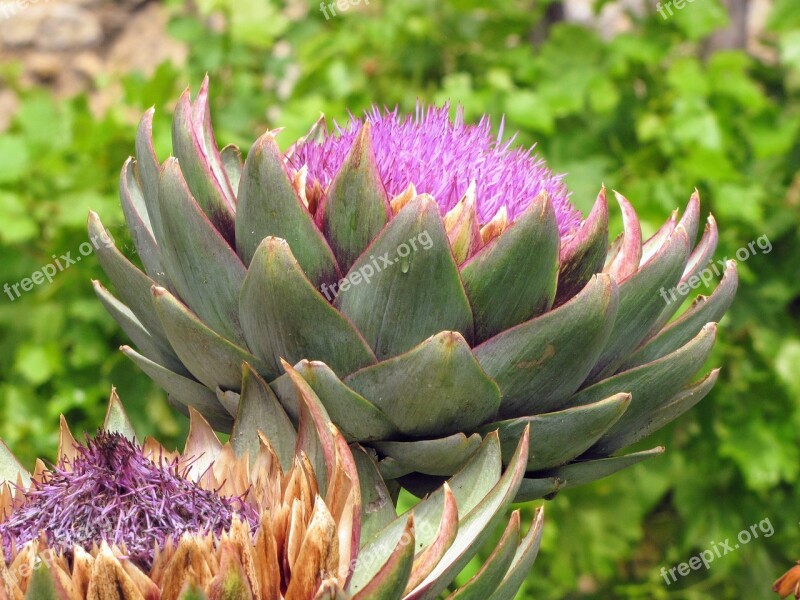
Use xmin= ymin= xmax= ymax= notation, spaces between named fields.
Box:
xmin=289 ymin=103 xmax=582 ymax=236
xmin=0 ymin=432 xmax=258 ymax=570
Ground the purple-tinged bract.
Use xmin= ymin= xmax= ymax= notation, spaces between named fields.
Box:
xmin=289 ymin=103 xmax=581 ymax=235
xmin=0 ymin=432 xmax=257 ymax=569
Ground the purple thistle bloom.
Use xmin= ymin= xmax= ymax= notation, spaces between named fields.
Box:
xmin=289 ymin=103 xmax=582 ymax=236
xmin=0 ymin=432 xmax=258 ymax=570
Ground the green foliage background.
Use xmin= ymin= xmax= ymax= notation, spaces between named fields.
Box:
xmin=1 ymin=0 xmax=799 ymax=597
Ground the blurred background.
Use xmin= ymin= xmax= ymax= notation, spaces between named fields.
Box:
xmin=0 ymin=0 xmax=798 ymax=597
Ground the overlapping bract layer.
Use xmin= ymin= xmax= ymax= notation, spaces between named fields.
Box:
xmin=0 ymin=374 xmax=542 ymax=600
xmin=93 ymin=78 xmax=737 ymax=502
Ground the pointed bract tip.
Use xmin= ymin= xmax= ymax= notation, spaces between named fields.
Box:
xmin=432 ymin=330 xmax=469 ymax=349
xmin=57 ymin=414 xmax=79 ymax=462
xmin=279 ymin=357 xmax=295 ymax=374
xmin=186 ymin=406 xmax=215 ymax=439
xmin=609 ymin=393 xmax=633 ymax=413
xmin=670 ymin=224 xmax=690 ymax=243
xmin=480 ymin=205 xmax=509 ymax=244
xmin=464 ymin=179 xmax=477 ymax=201
xmin=257 ymin=130 xmax=280 ymax=147
xmin=138 ymin=107 xmax=155 ymax=127
xmin=594 ymin=272 xmax=613 ymax=285
xmin=261 ymin=236 xmax=291 ymax=253
xmin=412 ymin=193 xmax=437 ymax=212
xmin=347 ymin=121 xmax=374 ymax=167
xmin=528 ymin=189 xmax=552 ymax=219
xmin=390 ymin=183 xmax=418 ymax=214
xmin=482 ymin=429 xmax=500 ymax=444
xmin=241 ymin=359 xmax=257 ymax=377
xmin=102 ymin=387 xmax=136 ymax=441
xmin=354 ymin=120 xmax=372 ymax=146
xmin=520 ymin=423 xmax=531 ymax=447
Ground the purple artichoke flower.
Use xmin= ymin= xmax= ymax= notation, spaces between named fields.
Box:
xmin=289 ymin=103 xmax=581 ymax=234
xmin=0 ymin=432 xmax=257 ymax=570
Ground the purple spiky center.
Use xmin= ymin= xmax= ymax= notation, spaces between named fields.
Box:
xmin=0 ymin=432 xmax=258 ymax=570
xmin=289 ymin=103 xmax=582 ymax=236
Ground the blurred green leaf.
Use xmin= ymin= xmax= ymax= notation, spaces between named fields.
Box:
xmin=0 ymin=136 xmax=30 ymax=184
xmin=671 ymin=0 xmax=729 ymax=40
xmin=505 ymin=90 xmax=554 ymax=134
xmin=767 ymin=0 xmax=800 ymax=32
xmin=0 ymin=192 xmax=38 ymax=243
xmin=14 ymin=343 xmax=63 ymax=386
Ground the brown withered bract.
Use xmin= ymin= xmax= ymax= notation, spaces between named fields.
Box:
xmin=774 ymin=561 xmax=800 ymax=599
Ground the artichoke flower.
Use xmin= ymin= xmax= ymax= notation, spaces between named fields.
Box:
xmin=91 ymin=78 xmax=737 ymax=501
xmin=0 ymin=366 xmax=542 ymax=600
